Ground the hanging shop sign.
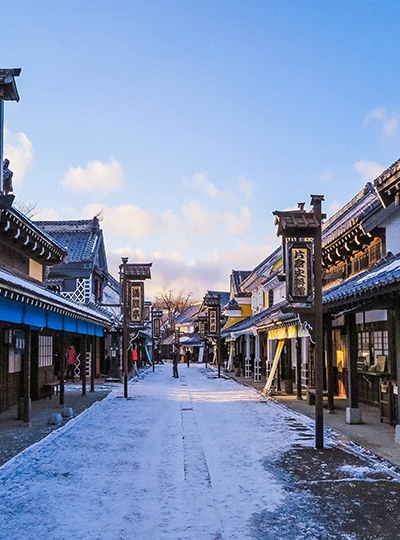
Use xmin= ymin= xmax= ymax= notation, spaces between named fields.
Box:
xmin=208 ymin=308 xmax=218 ymax=335
xmin=199 ymin=320 xmax=206 ymax=338
xmin=128 ymin=281 xmax=144 ymax=324
xmin=153 ymin=317 xmax=161 ymax=338
xmin=286 ymin=241 xmax=312 ymax=303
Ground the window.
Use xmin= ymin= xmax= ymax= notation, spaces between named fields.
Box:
xmin=38 ymin=335 xmax=53 ymax=367
xmin=268 ymin=289 xmax=274 ymax=308
xmin=9 ymin=348 xmax=21 ymax=373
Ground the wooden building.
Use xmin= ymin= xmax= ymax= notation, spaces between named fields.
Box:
xmin=0 ymin=204 xmax=112 ymax=420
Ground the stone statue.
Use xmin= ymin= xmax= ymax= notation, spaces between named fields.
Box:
xmin=3 ymin=158 xmax=13 ymax=195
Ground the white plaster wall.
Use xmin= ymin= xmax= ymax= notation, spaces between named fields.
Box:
xmin=384 ymin=214 xmax=400 ymax=255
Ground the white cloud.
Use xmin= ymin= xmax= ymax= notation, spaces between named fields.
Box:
xmin=238 ymin=176 xmax=254 ymax=199
xmin=182 ymin=200 xmax=251 ymax=236
xmin=61 ymin=159 xmax=124 ymax=195
xmin=183 ymin=172 xmax=219 ymax=198
xmin=82 ymin=202 xmax=156 ymax=240
xmin=222 ymin=206 xmax=251 ymax=235
xmin=4 ymin=128 xmax=34 ymax=189
xmin=354 ymin=160 xmax=384 ymax=183
xmin=182 ymin=200 xmax=216 ymax=235
xmin=108 ymin=240 xmax=273 ymax=301
xmin=363 ymin=108 xmax=400 ymax=138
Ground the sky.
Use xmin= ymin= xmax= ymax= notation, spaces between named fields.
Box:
xmin=2 ymin=0 xmax=400 ymax=300
xmin=1 ymin=364 xmax=396 ymax=539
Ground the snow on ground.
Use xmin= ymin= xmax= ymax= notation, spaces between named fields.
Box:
xmin=0 ymin=364 xmax=399 ymax=540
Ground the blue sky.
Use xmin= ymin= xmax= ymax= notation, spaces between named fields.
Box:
xmin=2 ymin=0 xmax=400 ymax=300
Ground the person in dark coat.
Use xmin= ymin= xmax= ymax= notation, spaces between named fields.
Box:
xmin=172 ymin=345 xmax=180 ymax=378
xmin=185 ymin=349 xmax=191 ymax=368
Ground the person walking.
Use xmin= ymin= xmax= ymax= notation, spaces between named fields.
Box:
xmin=172 ymin=345 xmax=180 ymax=378
xmin=66 ymin=345 xmax=77 ymax=382
xmin=132 ymin=345 xmax=140 ymax=377
xmin=185 ymin=349 xmax=191 ymax=368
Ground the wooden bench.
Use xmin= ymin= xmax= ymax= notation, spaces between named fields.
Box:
xmin=44 ymin=381 xmax=60 ymax=399
xmin=306 ymin=388 xmax=328 ymax=405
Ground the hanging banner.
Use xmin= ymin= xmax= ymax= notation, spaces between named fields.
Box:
xmin=286 ymin=241 xmax=312 ymax=303
xmin=199 ymin=320 xmax=206 ymax=338
xmin=128 ymin=281 xmax=144 ymax=324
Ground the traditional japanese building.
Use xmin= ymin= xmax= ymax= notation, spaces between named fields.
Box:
xmin=0 ymin=203 xmax=112 ymax=420
xmin=34 ymin=216 xmax=119 ymax=378
xmin=221 ymin=156 xmax=400 ymax=444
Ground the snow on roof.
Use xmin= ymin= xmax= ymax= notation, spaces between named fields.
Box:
xmin=0 ymin=267 xmax=111 ymax=325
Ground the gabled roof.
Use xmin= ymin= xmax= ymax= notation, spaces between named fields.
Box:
xmin=35 ymin=216 xmax=108 ymax=274
xmin=240 ymin=247 xmax=281 ymax=291
xmin=230 ymin=270 xmax=252 ymax=297
xmin=203 ymin=290 xmax=230 ymax=309
xmin=176 ymin=303 xmax=201 ymax=324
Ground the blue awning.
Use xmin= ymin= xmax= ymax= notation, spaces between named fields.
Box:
xmin=0 ymin=295 xmax=106 ymax=336
xmin=47 ymin=311 xmax=63 ymax=330
xmin=0 ymin=296 xmax=23 ymax=324
xmin=23 ymin=304 xmax=46 ymax=328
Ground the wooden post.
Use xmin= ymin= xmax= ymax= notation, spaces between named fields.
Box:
xmin=122 ymin=258 xmax=129 ymax=399
xmin=22 ymin=327 xmax=31 ymax=425
xmin=325 ymin=314 xmax=335 ymax=412
xmin=90 ymin=336 xmax=95 ymax=392
xmin=345 ymin=311 xmax=362 ymax=423
xmin=59 ymin=331 xmax=65 ymax=407
xmin=394 ymin=307 xmax=400 ymax=444
xmin=81 ymin=334 xmax=87 ymax=396
xmin=296 ymin=337 xmax=303 ymax=400
xmin=311 ymin=195 xmax=324 ymax=449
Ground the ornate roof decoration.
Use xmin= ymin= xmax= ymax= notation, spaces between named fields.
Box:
xmin=0 ymin=206 xmax=67 ymax=265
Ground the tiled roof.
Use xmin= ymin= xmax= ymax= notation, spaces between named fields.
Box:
xmin=231 ymin=270 xmax=252 ymax=296
xmin=221 ymin=301 xmax=295 ymax=337
xmin=323 ymin=253 xmax=400 ymax=308
xmin=205 ymin=291 xmax=230 ymax=308
xmin=322 ymin=182 xmax=381 ymax=246
xmin=241 ymin=247 xmax=281 ymax=291
xmin=176 ymin=303 xmax=201 ymax=324
xmin=35 ymin=219 xmax=100 ymax=263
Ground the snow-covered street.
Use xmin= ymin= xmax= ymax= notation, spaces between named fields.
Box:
xmin=1 ymin=364 xmax=400 ymax=540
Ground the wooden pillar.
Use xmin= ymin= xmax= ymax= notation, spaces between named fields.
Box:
xmin=90 ymin=336 xmax=95 ymax=392
xmin=312 ymin=195 xmax=324 ymax=448
xmin=22 ymin=327 xmax=31 ymax=425
xmin=245 ymin=334 xmax=251 ymax=378
xmin=325 ymin=314 xmax=335 ymax=412
xmin=81 ymin=334 xmax=87 ymax=396
xmin=59 ymin=331 xmax=65 ymax=407
xmin=345 ymin=312 xmax=362 ymax=424
xmin=394 ymin=307 xmax=400 ymax=444
xmin=296 ymin=337 xmax=303 ymax=400
xmin=254 ymin=332 xmax=261 ymax=382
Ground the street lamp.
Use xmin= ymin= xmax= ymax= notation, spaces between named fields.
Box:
xmin=0 ymin=68 xmax=21 ymax=206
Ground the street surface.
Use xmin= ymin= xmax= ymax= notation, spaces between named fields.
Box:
xmin=1 ymin=364 xmax=400 ymax=539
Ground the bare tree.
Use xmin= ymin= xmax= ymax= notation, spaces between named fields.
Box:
xmin=13 ymin=200 xmax=40 ymax=220
xmin=153 ymin=288 xmax=193 ymax=314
